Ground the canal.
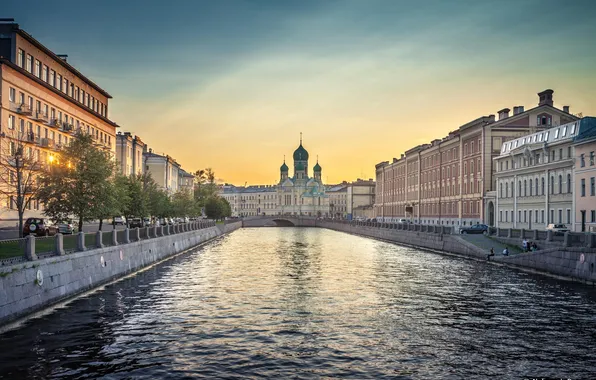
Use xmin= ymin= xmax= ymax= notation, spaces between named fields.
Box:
xmin=1 ymin=228 xmax=595 ymax=379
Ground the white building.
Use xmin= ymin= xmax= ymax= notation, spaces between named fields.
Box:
xmin=494 ymin=117 xmax=596 ymax=230
xmin=115 ymin=132 xmax=145 ymax=176
xmin=143 ymin=148 xmax=180 ymax=195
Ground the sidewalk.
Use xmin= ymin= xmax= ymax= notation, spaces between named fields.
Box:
xmin=459 ymin=233 xmax=523 ymax=255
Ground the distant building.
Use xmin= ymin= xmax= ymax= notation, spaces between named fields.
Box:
xmin=143 ymin=148 xmax=181 ymax=195
xmin=326 ymin=179 xmax=375 ymax=219
xmin=326 ymin=184 xmax=348 ymax=218
xmin=115 ymin=132 xmax=145 ymax=176
xmin=178 ymin=169 xmax=195 ymax=196
xmin=374 ymin=89 xmax=579 ymax=227
xmin=572 ymin=118 xmax=596 ymax=232
xmin=220 ymin=138 xmax=330 ymax=217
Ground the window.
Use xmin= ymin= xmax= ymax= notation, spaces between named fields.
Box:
xmin=562 ymin=126 xmax=567 ymax=137
xmin=554 ymin=129 xmax=560 ymax=139
xmin=505 ymin=210 xmax=508 ymax=222
xmin=550 ymin=176 xmax=554 ymax=194
xmin=568 ymin=146 xmax=572 ymax=159
xmin=49 ymin=70 xmax=55 ymax=87
xmin=541 ymin=210 xmax=545 ymax=223
xmin=529 ymin=179 xmax=533 ymax=196
xmin=519 ymin=210 xmax=522 ymax=223
xmin=8 ymin=115 xmax=15 ymax=130
xmin=26 ymin=54 xmax=33 ymax=72
xmin=558 ymin=209 xmax=562 ymax=224
xmin=57 ymin=74 xmax=63 ymax=91
xmin=519 ymin=181 xmax=522 ymax=196
xmin=558 ymin=174 xmax=563 ymax=194
xmin=524 ymin=210 xmax=527 ymax=223
xmin=591 ymin=152 xmax=595 ymax=166
xmin=535 ymin=177 xmax=539 ymax=195
xmin=545 ymin=131 xmax=550 ymax=140
xmin=34 ymin=60 xmax=41 ymax=77
xmin=567 ymin=209 xmax=571 ymax=224
xmin=559 ymin=148 xmax=563 ymax=160
xmin=535 ymin=209 xmax=539 ymax=223
xmin=567 ymin=174 xmax=572 ymax=193
xmin=524 ymin=180 xmax=527 ymax=196
xmin=42 ymin=65 xmax=48 ymax=82
xmin=571 ymin=123 xmax=577 ymax=134
xmin=591 ymin=177 xmax=595 ymax=196
xmin=551 ymin=150 xmax=555 ymax=162
xmin=505 ymin=183 xmax=509 ymax=197
xmin=17 ymin=48 xmax=24 ymax=67
xmin=9 ymin=87 xmax=15 ymax=102
xmin=581 ymin=154 xmax=585 ymax=167
xmin=581 ymin=179 xmax=586 ymax=197
xmin=538 ymin=133 xmax=543 ymax=142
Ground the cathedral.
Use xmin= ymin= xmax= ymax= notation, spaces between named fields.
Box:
xmin=277 ymin=137 xmax=330 ymax=216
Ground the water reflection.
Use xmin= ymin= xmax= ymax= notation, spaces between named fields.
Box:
xmin=1 ymin=228 xmax=596 ymax=379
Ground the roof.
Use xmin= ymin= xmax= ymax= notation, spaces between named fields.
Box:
xmin=8 ymin=23 xmax=112 ymax=98
xmin=573 ymin=117 xmax=596 ymax=144
xmin=221 ymin=185 xmax=278 ymax=194
xmin=0 ymin=59 xmax=120 ymax=129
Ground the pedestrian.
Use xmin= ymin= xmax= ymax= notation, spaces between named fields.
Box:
xmin=503 ymin=247 xmax=509 ymax=256
xmin=522 ymin=239 xmax=528 ymax=252
xmin=487 ymin=247 xmax=495 ymax=261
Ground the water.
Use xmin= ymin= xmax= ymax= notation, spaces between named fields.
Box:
xmin=1 ymin=228 xmax=596 ymax=379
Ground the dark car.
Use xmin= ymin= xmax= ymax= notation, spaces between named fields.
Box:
xmin=459 ymin=223 xmax=488 ymax=234
xmin=23 ymin=218 xmax=58 ymax=236
xmin=129 ymin=218 xmax=144 ymax=228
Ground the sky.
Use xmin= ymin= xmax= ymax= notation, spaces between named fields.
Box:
xmin=4 ymin=0 xmax=596 ymax=185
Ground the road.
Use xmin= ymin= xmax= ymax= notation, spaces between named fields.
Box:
xmin=0 ymin=222 xmax=127 ymax=240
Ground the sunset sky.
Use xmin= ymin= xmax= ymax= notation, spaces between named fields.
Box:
xmin=4 ymin=0 xmax=596 ymax=185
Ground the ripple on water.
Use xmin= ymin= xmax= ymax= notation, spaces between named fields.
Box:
xmin=1 ymin=228 xmax=596 ymax=379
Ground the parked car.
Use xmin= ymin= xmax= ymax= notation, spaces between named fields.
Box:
xmin=56 ymin=220 xmax=78 ymax=234
xmin=459 ymin=224 xmax=488 ymax=234
xmin=23 ymin=218 xmax=58 ymax=237
xmin=129 ymin=218 xmax=144 ymax=228
xmin=143 ymin=217 xmax=152 ymax=226
xmin=113 ymin=216 xmax=126 ymax=225
xmin=396 ymin=218 xmax=409 ymax=224
xmin=546 ymin=224 xmax=569 ymax=235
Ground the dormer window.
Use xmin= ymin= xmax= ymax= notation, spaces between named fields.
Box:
xmin=562 ymin=126 xmax=567 ymax=137
xmin=554 ymin=129 xmax=559 ymax=139
xmin=571 ymin=123 xmax=577 ymax=134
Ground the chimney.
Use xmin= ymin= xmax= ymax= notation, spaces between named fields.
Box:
xmin=538 ymin=89 xmax=554 ymax=107
xmin=400 ymin=154 xmax=405 ymax=159
xmin=563 ymin=105 xmax=570 ymax=113
xmin=56 ymin=54 xmax=68 ymax=62
xmin=497 ymin=108 xmax=510 ymax=120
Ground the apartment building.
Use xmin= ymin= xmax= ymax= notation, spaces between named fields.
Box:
xmin=374 ymin=89 xmax=579 ymax=227
xmin=327 ymin=184 xmax=348 ymax=218
xmin=115 ymin=132 xmax=145 ymax=176
xmin=494 ymin=118 xmax=596 ymax=231
xmin=573 ymin=118 xmax=596 ymax=232
xmin=0 ymin=20 xmax=118 ymax=226
xmin=143 ymin=148 xmax=181 ymax=195
xmin=220 ymin=184 xmax=278 ymax=217
xmin=178 ymin=169 xmax=195 ymax=195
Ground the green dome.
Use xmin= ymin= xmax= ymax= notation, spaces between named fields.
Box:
xmin=313 ymin=162 xmax=322 ymax=172
xmin=293 ymin=144 xmax=309 ymax=161
xmin=295 ymin=162 xmax=305 ymax=171
xmin=280 ymin=162 xmax=289 ymax=172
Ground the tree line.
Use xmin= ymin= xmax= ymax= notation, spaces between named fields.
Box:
xmin=2 ymin=130 xmax=230 ymax=236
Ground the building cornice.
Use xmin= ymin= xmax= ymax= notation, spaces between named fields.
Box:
xmin=0 ymin=59 xmax=120 ymax=129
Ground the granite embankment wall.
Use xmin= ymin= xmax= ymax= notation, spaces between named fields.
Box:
xmin=0 ymin=222 xmax=242 ymax=326
xmin=317 ymin=221 xmax=487 ymax=259
xmin=319 ymin=221 xmax=596 ymax=284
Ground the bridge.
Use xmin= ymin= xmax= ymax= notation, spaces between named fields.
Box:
xmin=241 ymin=216 xmax=318 ymax=227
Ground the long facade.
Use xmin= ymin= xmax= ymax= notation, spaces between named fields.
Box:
xmin=374 ymin=89 xmax=579 ymax=227
xmin=0 ymin=21 xmax=118 ymax=227
xmin=573 ymin=119 xmax=596 ymax=232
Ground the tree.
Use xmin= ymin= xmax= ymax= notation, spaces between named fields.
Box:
xmin=0 ymin=127 xmax=44 ymax=237
xmin=171 ymin=189 xmax=198 ymax=217
xmin=38 ymin=133 xmax=115 ymax=231
xmin=194 ymin=167 xmax=218 ymax=207
xmin=121 ymin=174 xmax=149 ymax=222
xmin=94 ymin=173 xmax=129 ymax=230
xmin=204 ymin=196 xmax=231 ymax=220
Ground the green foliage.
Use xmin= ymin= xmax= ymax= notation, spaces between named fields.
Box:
xmin=194 ymin=167 xmax=218 ymax=207
xmin=38 ymin=133 xmax=115 ymax=231
xmin=171 ymin=189 xmax=198 ymax=217
xmin=204 ymin=196 xmax=231 ymax=220
xmin=122 ymin=174 xmax=149 ymax=220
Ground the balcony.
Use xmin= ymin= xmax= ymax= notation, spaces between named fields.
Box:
xmin=61 ymin=123 xmax=74 ymax=133
xmin=32 ymin=111 xmax=49 ymax=122
xmin=47 ymin=119 xmax=62 ymax=129
xmin=40 ymin=138 xmax=55 ymax=149
xmin=16 ymin=103 xmax=33 ymax=116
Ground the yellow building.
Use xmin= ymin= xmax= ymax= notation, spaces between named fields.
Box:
xmin=0 ymin=20 xmax=119 ymax=227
